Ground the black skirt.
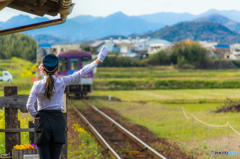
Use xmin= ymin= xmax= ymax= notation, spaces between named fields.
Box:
xmin=34 ymin=110 xmax=66 ymax=145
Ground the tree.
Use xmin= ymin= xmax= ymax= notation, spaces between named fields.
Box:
xmin=169 ymin=40 xmax=212 ymax=69
xmin=148 ymin=50 xmax=170 ymax=65
xmin=83 ymin=46 xmax=90 ymax=52
xmin=0 ymin=33 xmax=37 ymax=62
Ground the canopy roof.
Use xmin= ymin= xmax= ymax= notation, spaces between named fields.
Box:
xmin=0 ymin=0 xmax=74 ymax=36
xmin=0 ymin=0 xmax=72 ymax=16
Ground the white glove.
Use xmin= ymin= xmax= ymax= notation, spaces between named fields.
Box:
xmin=97 ymin=46 xmax=108 ymax=62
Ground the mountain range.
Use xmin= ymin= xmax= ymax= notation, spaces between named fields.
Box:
xmin=0 ymin=12 xmax=165 ymax=42
xmin=2 ymin=9 xmax=240 ymax=43
xmin=139 ymin=9 xmax=240 ymax=25
xmin=194 ymin=14 xmax=240 ymax=33
xmin=139 ymin=21 xmax=240 ymax=43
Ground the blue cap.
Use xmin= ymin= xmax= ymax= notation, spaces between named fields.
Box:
xmin=43 ymin=54 xmax=59 ymax=73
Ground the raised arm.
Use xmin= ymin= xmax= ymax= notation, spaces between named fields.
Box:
xmin=63 ymin=46 xmax=107 ymax=86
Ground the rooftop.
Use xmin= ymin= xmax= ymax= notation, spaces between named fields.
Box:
xmin=214 ymin=45 xmax=230 ymax=48
xmin=90 ymin=41 xmax=105 ymax=47
xmin=57 ymin=50 xmax=91 ymax=56
xmin=39 ymin=43 xmax=52 ymax=47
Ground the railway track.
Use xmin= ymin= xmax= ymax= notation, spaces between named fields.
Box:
xmin=68 ymin=98 xmax=166 ymax=159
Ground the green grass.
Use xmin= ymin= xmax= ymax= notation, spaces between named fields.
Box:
xmin=75 ymin=99 xmax=232 ymax=142
xmin=0 ymin=90 xmax=31 ymax=96
xmin=79 ymin=98 xmax=239 ymax=158
xmin=96 ymin=67 xmax=240 ymax=79
xmin=67 ymin=102 xmax=111 ymax=159
xmin=93 ymin=89 xmax=240 ymax=102
xmin=94 ymin=67 xmax=240 ymax=90
xmin=73 ymin=88 xmax=240 ymax=158
xmin=92 ymin=89 xmax=240 ymax=142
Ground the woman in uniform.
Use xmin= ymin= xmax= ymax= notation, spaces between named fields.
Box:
xmin=26 ymin=46 xmax=108 ymax=159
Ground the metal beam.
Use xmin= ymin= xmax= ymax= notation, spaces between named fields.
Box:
xmin=0 ymin=3 xmax=74 ymax=36
xmin=0 ymin=15 xmax=67 ymax=36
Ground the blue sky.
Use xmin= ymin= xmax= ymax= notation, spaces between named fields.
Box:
xmin=1 ymin=0 xmax=240 ymax=22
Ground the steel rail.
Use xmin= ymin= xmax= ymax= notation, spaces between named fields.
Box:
xmin=82 ymin=99 xmax=167 ymax=159
xmin=67 ymin=98 xmax=121 ymax=159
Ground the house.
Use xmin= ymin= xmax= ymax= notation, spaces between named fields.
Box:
xmin=53 ymin=44 xmax=82 ymax=55
xmin=211 ymin=45 xmax=231 ymax=58
xmin=199 ymin=41 xmax=218 ymax=50
xmin=90 ymin=41 xmax=105 ymax=53
xmin=39 ymin=43 xmax=52 ymax=55
xmin=136 ymin=39 xmax=172 ymax=53
xmin=38 ymin=43 xmax=53 ymax=60
xmin=148 ymin=43 xmax=173 ymax=55
xmin=98 ymin=43 xmax=120 ymax=53
xmin=104 ymin=37 xmax=148 ymax=45
xmin=230 ymin=43 xmax=240 ymax=59
xmin=121 ymin=52 xmax=138 ymax=59
xmin=118 ymin=43 xmax=136 ymax=54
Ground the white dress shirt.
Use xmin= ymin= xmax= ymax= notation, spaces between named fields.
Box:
xmin=26 ymin=61 xmax=98 ymax=118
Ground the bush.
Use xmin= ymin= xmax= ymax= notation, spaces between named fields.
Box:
xmin=169 ymin=41 xmax=213 ymax=69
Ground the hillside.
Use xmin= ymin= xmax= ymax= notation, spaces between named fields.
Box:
xmin=70 ymin=15 xmax=103 ymax=24
xmin=140 ymin=21 xmax=240 ymax=43
xmin=198 ymin=9 xmax=240 ymax=23
xmin=2 ymin=9 xmax=240 ymax=43
xmin=139 ymin=12 xmax=195 ymax=25
xmin=194 ymin=14 xmax=240 ymax=33
xmin=138 ymin=9 xmax=240 ymax=25
xmin=0 ymin=12 xmax=165 ymax=41
xmin=33 ymin=34 xmax=67 ymax=44
xmin=0 ymin=15 xmax=48 ymax=30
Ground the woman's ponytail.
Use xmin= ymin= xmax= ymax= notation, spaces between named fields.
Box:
xmin=44 ymin=72 xmax=55 ymax=100
xmin=42 ymin=54 xmax=59 ymax=100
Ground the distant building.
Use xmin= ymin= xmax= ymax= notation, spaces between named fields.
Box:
xmin=90 ymin=41 xmax=105 ymax=53
xmin=53 ymin=44 xmax=82 ymax=55
xmin=211 ymin=45 xmax=231 ymax=58
xmin=104 ymin=37 xmax=149 ymax=45
xmin=230 ymin=43 xmax=240 ymax=59
xmin=38 ymin=43 xmax=53 ymax=61
xmin=39 ymin=43 xmax=52 ymax=56
xmin=136 ymin=39 xmax=172 ymax=53
xmin=199 ymin=41 xmax=218 ymax=50
xmin=121 ymin=52 xmax=138 ymax=59
xmin=118 ymin=43 xmax=136 ymax=54
xmin=148 ymin=43 xmax=173 ymax=55
xmin=90 ymin=37 xmax=172 ymax=58
xmin=98 ymin=43 xmax=120 ymax=53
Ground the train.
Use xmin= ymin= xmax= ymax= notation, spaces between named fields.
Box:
xmin=57 ymin=50 xmax=95 ymax=98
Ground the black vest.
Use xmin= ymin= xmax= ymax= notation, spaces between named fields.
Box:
xmin=34 ymin=110 xmax=65 ymax=145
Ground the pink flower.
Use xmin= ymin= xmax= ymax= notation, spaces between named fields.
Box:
xmin=38 ymin=63 xmax=45 ymax=74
